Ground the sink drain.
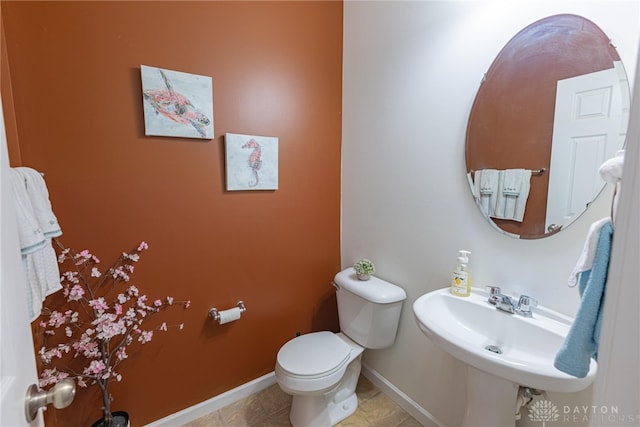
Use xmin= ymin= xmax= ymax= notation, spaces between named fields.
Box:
xmin=485 ymin=345 xmax=502 ymax=354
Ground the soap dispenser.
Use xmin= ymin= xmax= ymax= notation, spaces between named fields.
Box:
xmin=450 ymin=250 xmax=472 ymax=297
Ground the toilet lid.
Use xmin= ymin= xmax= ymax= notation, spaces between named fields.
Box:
xmin=277 ymin=331 xmax=351 ymax=377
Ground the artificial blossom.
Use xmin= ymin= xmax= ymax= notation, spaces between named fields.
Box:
xmin=37 ymin=239 xmax=190 ymax=427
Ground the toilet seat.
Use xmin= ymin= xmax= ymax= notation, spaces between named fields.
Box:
xmin=277 ymin=331 xmax=351 ymax=379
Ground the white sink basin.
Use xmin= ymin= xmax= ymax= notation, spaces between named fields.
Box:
xmin=413 ymin=287 xmax=596 ymax=393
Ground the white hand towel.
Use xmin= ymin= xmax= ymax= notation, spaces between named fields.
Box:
xmin=598 ymin=150 xmax=624 ymax=184
xmin=10 ymin=167 xmax=62 ymax=320
xmin=501 ymin=169 xmax=523 ymax=221
xmin=512 ymin=169 xmax=531 ymax=222
xmin=568 ymin=217 xmax=611 ymax=287
xmin=502 ymin=168 xmax=525 ymax=196
xmin=473 ymin=169 xmax=499 ymax=217
xmin=23 ymin=256 xmax=44 ymax=321
xmin=16 ymin=167 xmax=62 ymax=238
xmin=9 ymin=169 xmax=46 ymax=254
xmin=23 ymin=244 xmax=63 ymax=320
xmin=479 ymin=169 xmax=499 ymax=194
xmin=492 ymin=169 xmax=531 ymax=222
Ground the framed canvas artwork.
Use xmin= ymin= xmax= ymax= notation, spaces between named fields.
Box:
xmin=225 ymin=133 xmax=278 ymax=191
xmin=141 ymin=65 xmax=214 ymax=139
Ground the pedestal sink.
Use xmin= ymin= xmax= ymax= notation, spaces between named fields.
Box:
xmin=413 ymin=287 xmax=596 ymax=427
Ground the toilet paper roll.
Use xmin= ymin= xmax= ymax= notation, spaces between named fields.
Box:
xmin=218 ymin=307 xmax=242 ymax=324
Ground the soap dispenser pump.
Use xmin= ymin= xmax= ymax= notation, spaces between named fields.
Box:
xmin=450 ymin=250 xmax=472 ymax=297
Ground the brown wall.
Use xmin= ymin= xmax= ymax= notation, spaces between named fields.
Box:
xmin=1 ymin=2 xmax=342 ymax=426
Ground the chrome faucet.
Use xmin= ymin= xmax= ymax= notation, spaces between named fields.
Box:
xmin=485 ymin=286 xmax=537 ymax=317
xmin=496 ymin=294 xmax=517 ymax=314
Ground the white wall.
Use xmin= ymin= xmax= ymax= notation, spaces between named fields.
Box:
xmin=341 ymin=2 xmax=640 ymax=426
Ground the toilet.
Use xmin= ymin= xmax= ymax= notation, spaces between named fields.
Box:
xmin=275 ymin=267 xmax=407 ymax=427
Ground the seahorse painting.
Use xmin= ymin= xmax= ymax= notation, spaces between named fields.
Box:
xmin=242 ymin=139 xmax=262 ymax=187
xmin=225 ymin=133 xmax=278 ymax=191
xmin=141 ymin=66 xmax=213 ymax=139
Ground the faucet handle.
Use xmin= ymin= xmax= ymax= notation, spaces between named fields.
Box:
xmin=485 ymin=286 xmax=501 ymax=305
xmin=516 ymin=295 xmax=538 ymax=317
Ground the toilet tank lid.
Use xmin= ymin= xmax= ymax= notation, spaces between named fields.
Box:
xmin=334 ymin=268 xmax=407 ymax=304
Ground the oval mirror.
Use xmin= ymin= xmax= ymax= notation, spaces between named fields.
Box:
xmin=466 ymin=14 xmax=629 ymax=239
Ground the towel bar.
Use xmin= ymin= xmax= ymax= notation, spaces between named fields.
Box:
xmin=470 ymin=168 xmax=546 ymax=176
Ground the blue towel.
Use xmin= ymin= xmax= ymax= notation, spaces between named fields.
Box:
xmin=554 ymin=219 xmax=613 ymax=378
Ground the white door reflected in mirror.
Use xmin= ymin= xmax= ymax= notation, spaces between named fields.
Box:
xmin=546 ymin=62 xmax=629 ymax=231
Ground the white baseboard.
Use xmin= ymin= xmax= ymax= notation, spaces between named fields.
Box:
xmin=361 ymin=363 xmax=443 ymax=427
xmin=145 ymin=366 xmax=442 ymax=427
xmin=144 ymin=372 xmax=277 ymax=426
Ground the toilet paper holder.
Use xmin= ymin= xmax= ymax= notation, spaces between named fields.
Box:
xmin=208 ymin=301 xmax=246 ymax=323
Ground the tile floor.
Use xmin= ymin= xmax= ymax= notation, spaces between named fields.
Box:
xmin=181 ymin=375 xmax=422 ymax=427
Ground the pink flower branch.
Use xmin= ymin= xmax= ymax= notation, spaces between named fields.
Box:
xmin=38 ymin=240 xmax=189 ymax=427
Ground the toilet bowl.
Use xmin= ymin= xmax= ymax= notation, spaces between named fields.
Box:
xmin=276 ymin=332 xmax=364 ymax=426
xmin=275 ymin=268 xmax=406 ymax=427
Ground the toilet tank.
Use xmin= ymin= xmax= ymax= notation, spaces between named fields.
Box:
xmin=334 ymin=267 xmax=407 ymax=349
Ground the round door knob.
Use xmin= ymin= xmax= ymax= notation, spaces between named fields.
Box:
xmin=25 ymin=378 xmax=76 ymax=422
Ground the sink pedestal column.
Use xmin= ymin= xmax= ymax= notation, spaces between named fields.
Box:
xmin=462 ymin=366 xmax=519 ymax=427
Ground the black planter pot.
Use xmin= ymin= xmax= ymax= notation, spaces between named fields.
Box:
xmin=90 ymin=411 xmax=130 ymax=427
